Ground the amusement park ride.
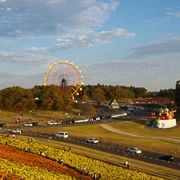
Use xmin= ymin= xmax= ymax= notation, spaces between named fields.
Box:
xmin=44 ymin=60 xmax=84 ymax=100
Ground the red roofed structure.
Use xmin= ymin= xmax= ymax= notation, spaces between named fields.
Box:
xmin=132 ymin=98 xmax=174 ymax=104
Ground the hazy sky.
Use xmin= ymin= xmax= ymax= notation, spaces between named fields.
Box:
xmin=0 ymin=0 xmax=180 ymax=91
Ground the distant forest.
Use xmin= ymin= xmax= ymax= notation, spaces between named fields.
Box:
xmin=0 ymin=81 xmax=179 ymax=114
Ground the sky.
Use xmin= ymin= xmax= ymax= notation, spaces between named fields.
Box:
xmin=0 ymin=0 xmax=180 ymax=92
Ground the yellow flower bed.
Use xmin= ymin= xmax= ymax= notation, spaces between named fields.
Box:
xmin=0 ymin=158 xmax=74 ymax=180
xmin=0 ymin=136 xmax=163 ymax=180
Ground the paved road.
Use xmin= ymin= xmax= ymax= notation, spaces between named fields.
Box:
xmin=99 ymin=124 xmax=180 ymax=143
xmin=18 ymin=130 xmax=180 ymax=171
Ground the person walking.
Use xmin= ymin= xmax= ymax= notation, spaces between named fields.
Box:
xmin=69 ymin=146 xmax=71 ymax=152
xmin=127 ymin=161 xmax=130 ymax=169
xmin=124 ymin=160 xmax=128 ymax=168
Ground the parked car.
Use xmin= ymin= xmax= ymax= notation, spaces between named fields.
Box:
xmin=55 ymin=132 xmax=68 ymax=138
xmin=86 ymin=138 xmax=99 ymax=144
xmin=111 ymin=114 xmax=119 ymax=118
xmin=93 ymin=116 xmax=101 ymax=121
xmin=127 ymin=147 xmax=142 ymax=154
xmin=73 ymin=118 xmax=89 ymax=123
xmin=47 ymin=121 xmax=62 ymax=125
xmin=122 ymin=112 xmax=128 ymax=116
xmin=23 ymin=122 xmax=33 ymax=127
xmin=159 ymin=154 xmax=175 ymax=162
xmin=32 ymin=122 xmax=38 ymax=126
xmin=0 ymin=123 xmax=6 ymax=127
xmin=10 ymin=129 xmax=22 ymax=135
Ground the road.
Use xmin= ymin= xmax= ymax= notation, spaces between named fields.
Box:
xmin=99 ymin=124 xmax=180 ymax=143
xmin=20 ymin=130 xmax=180 ymax=171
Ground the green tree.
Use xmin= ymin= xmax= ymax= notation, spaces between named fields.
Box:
xmin=134 ymin=87 xmax=147 ymax=98
xmin=156 ymin=89 xmax=175 ymax=98
xmin=127 ymin=86 xmax=135 ymax=99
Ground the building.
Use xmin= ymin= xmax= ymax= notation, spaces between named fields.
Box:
xmin=108 ymin=99 xmax=119 ymax=109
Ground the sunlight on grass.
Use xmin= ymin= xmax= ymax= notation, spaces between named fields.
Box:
xmin=28 ymin=123 xmax=180 ymax=156
xmin=108 ymin=121 xmax=180 ymax=139
xmin=1 ymin=110 xmax=180 ymax=156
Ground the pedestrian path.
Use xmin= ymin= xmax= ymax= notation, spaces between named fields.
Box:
xmin=99 ymin=124 xmax=180 ymax=143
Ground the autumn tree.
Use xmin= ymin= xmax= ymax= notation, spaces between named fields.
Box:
xmin=81 ymin=88 xmax=90 ymax=102
xmin=91 ymin=87 xmax=105 ymax=105
xmin=108 ymin=86 xmax=121 ymax=101
xmin=0 ymin=86 xmax=37 ymax=111
xmin=0 ymin=95 xmax=2 ymax=109
xmin=79 ymin=103 xmax=96 ymax=116
xmin=39 ymin=85 xmax=72 ymax=111
xmin=120 ymin=88 xmax=129 ymax=102
xmin=175 ymin=80 xmax=180 ymax=119
xmin=82 ymin=94 xmax=90 ymax=102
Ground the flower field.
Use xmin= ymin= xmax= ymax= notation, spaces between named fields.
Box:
xmin=0 ymin=135 xmax=164 ymax=180
xmin=0 ymin=143 xmax=91 ymax=180
xmin=0 ymin=172 xmax=24 ymax=180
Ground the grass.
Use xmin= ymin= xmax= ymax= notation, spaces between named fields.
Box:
xmin=0 ymin=111 xmax=17 ymax=123
xmin=0 ymin=110 xmax=73 ymax=128
xmin=109 ymin=120 xmax=180 ymax=139
xmin=26 ymin=122 xmax=180 ymax=157
xmin=1 ymin=110 xmax=180 ymax=154
xmin=18 ymin=136 xmax=180 ymax=180
xmin=1 ymin=110 xmax=179 ymax=156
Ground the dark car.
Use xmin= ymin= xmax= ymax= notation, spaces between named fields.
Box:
xmin=159 ymin=154 xmax=175 ymax=162
xmin=0 ymin=123 xmax=6 ymax=127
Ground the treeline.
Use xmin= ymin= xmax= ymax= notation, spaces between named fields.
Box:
xmin=0 ymin=84 xmax=178 ymax=112
xmin=175 ymin=81 xmax=180 ymax=117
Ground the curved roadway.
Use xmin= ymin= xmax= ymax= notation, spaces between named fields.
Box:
xmin=99 ymin=124 xmax=180 ymax=143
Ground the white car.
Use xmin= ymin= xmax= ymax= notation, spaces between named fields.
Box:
xmin=55 ymin=132 xmax=68 ymax=138
xmin=86 ymin=138 xmax=99 ymax=144
xmin=24 ymin=122 xmax=33 ymax=127
xmin=47 ymin=121 xmax=60 ymax=125
xmin=127 ymin=147 xmax=142 ymax=154
xmin=93 ymin=117 xmax=101 ymax=121
xmin=122 ymin=112 xmax=127 ymax=116
xmin=74 ymin=118 xmax=89 ymax=123
xmin=111 ymin=114 xmax=118 ymax=118
xmin=11 ymin=129 xmax=22 ymax=135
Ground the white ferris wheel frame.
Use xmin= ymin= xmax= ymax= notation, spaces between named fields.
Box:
xmin=44 ymin=60 xmax=84 ymax=100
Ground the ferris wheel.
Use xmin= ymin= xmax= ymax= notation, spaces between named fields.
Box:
xmin=44 ymin=60 xmax=84 ymax=100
